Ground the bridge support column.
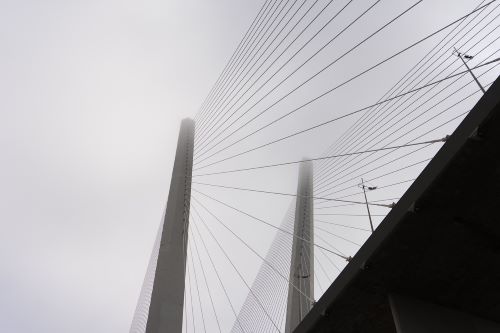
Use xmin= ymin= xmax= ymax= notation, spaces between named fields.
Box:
xmin=285 ymin=161 xmax=314 ymax=333
xmin=389 ymin=294 xmax=500 ymax=333
xmin=146 ymin=118 xmax=195 ymax=333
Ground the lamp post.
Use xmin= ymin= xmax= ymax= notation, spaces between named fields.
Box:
xmin=453 ymin=47 xmax=486 ymax=94
xmin=360 ymin=178 xmax=377 ymax=233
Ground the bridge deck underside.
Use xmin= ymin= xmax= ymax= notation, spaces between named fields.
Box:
xmin=295 ymin=79 xmax=500 ymax=332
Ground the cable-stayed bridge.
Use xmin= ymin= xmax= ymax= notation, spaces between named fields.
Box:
xmin=129 ymin=0 xmax=500 ymax=332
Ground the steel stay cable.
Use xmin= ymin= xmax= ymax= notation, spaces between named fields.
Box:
xmin=314 ymin=18 xmax=500 ymax=188
xmin=194 ymin=57 xmax=499 ymax=171
xmin=315 ymin=67 xmax=498 ymax=198
xmin=190 ymin=210 xmax=247 ymax=333
xmin=302 ymin=226 xmax=346 ymax=269
xmin=195 ymin=0 xmax=409 ymax=160
xmin=241 ymin=271 xmax=278 ymax=333
xmin=234 ymin=205 xmax=295 ymax=333
xmin=315 ymin=219 xmax=372 ymax=232
xmin=194 ymin=1 xmax=497 ymax=168
xmin=196 ymin=0 xmax=497 ymax=166
xmin=317 ymin=138 xmax=441 ymax=204
xmin=192 ymin=137 xmax=446 ymax=177
xmin=196 ymin=0 xmax=326 ymax=150
xmin=371 ymin=157 xmax=434 ymax=185
xmin=278 ymin=206 xmax=297 ymax=300
xmin=264 ymin=223 xmax=295 ymax=332
xmin=186 ymin=252 xmax=196 ymax=333
xmin=311 ymin=258 xmax=333 ymax=292
xmin=315 ymin=225 xmax=361 ymax=246
xmin=192 ymin=196 xmax=316 ymax=305
xmin=330 ymin=179 xmax=415 ymax=200
xmin=195 ymin=0 xmax=273 ymax=124
xmin=197 ymin=0 xmax=279 ymax=113
xmin=190 ymin=76 xmax=496 ymax=332
xmin=195 ymin=0 xmax=412 ymax=161
xmin=197 ymin=1 xmax=498 ymax=174
xmin=195 ymin=0 xmax=306 ymax=144
xmin=276 ymin=230 xmax=292 ymax=327
xmin=314 ymin=50 xmax=500 ymax=192
xmin=223 ymin=235 xmax=284 ymax=333
xmin=246 ymin=246 xmax=289 ymax=332
xmin=252 ymin=281 xmax=286 ymax=333
xmin=341 ymin=106 xmax=481 ymax=194
xmin=222 ymin=79 xmax=500 ymax=196
xmin=274 ymin=234 xmax=292 ymax=331
xmin=196 ymin=0 xmax=292 ymax=143
xmin=312 ymin=9 xmax=487 ymax=177
xmin=314 ymin=47 xmax=488 ymax=185
xmin=191 ymin=201 xmax=283 ymax=332
xmin=194 ymin=0 xmax=351 ymax=151
xmin=303 ymin=231 xmax=343 ymax=288
xmin=232 ymin=251 xmax=284 ymax=333
xmin=192 ymin=181 xmax=395 ymax=208
xmin=318 ymin=240 xmax=342 ymax=274
xmin=188 ymin=241 xmax=207 ymax=333
xmin=365 ymin=159 xmax=432 ymax=186
xmin=188 ymin=227 xmax=222 ymax=333
xmin=316 ymin=243 xmax=341 ymax=273
xmin=314 ymin=147 xmax=436 ymax=205
xmin=457 ymin=5 xmax=500 ymax=53
xmin=248 ymin=267 xmax=283 ymax=332
xmin=195 ymin=0 xmax=274 ymax=126
xmin=196 ymin=0 xmax=284 ymax=138
xmin=314 ymin=87 xmax=491 ymax=200
xmin=317 ymin=154 xmax=434 ymax=205
xmin=313 ymin=0 xmax=493 ymax=175
xmin=237 ymin=207 xmax=294 ymax=333
xmin=193 ymin=189 xmax=351 ymax=260
xmin=196 ymin=0 xmax=294 ymax=142
xmin=313 ymin=231 xmax=347 ymax=258
xmin=312 ymin=256 xmax=326 ymax=296
xmin=235 ymin=304 xmax=257 ymax=333
xmin=312 ymin=82 xmax=493 ymax=249
xmin=314 ymin=17 xmax=500 ymax=186
xmin=315 ymin=196 xmax=401 ymax=210
xmin=316 ymin=180 xmax=414 ymax=208
xmin=313 ymin=57 xmax=473 ymax=190
xmin=196 ymin=0 xmax=283 ymax=137
xmin=198 ymin=201 xmax=300 ymax=310
xmin=315 ymin=213 xmax=385 ymax=216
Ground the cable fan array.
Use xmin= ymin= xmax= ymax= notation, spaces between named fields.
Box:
xmin=130 ymin=0 xmax=500 ymax=332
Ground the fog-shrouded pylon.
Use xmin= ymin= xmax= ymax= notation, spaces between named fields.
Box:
xmin=285 ymin=160 xmax=314 ymax=333
xmin=146 ymin=118 xmax=194 ymax=333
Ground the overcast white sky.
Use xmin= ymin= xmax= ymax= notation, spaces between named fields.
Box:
xmin=1 ymin=0 xmax=498 ymax=332
xmin=0 ymin=1 xmax=261 ymax=332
